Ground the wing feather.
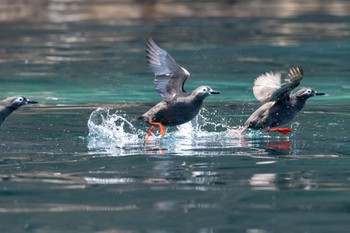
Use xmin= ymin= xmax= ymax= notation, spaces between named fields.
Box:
xmin=253 ymin=66 xmax=304 ymax=103
xmin=253 ymin=71 xmax=281 ymax=102
xmin=270 ymin=66 xmax=304 ymax=101
xmin=146 ymin=36 xmax=190 ymax=101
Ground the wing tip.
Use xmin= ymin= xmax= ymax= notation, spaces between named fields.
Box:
xmin=145 ymin=34 xmax=162 ymax=66
xmin=289 ymin=65 xmax=303 ymax=76
xmin=285 ymin=65 xmax=304 ymax=83
xmin=146 ymin=33 xmax=160 ymax=50
xmin=146 ymin=34 xmax=153 ymax=45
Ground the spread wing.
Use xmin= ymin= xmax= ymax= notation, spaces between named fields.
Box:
xmin=253 ymin=66 xmax=304 ymax=103
xmin=146 ymin=36 xmax=190 ymax=101
xmin=269 ymin=66 xmax=304 ymax=102
xmin=253 ymin=71 xmax=282 ymax=103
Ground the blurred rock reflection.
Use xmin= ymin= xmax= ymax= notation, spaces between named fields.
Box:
xmin=0 ymin=0 xmax=349 ymax=23
xmin=250 ymin=171 xmax=319 ymax=191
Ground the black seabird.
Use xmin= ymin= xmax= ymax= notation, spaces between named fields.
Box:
xmin=241 ymin=66 xmax=325 ymax=135
xmin=138 ymin=36 xmax=220 ymax=140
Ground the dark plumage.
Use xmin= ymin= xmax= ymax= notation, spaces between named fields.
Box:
xmin=138 ymin=36 xmax=220 ymax=139
xmin=0 ymin=96 xmax=38 ymax=126
xmin=242 ymin=66 xmax=325 ymax=134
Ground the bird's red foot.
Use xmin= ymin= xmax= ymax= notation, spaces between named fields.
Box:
xmin=229 ymin=128 xmax=246 ymax=136
xmin=145 ymin=121 xmax=166 ymax=141
xmin=267 ymin=128 xmax=292 ymax=135
xmin=149 ymin=121 xmax=166 ymax=136
xmin=145 ymin=126 xmax=155 ymax=141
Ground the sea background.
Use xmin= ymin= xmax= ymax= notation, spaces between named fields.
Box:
xmin=0 ymin=0 xmax=349 ymax=232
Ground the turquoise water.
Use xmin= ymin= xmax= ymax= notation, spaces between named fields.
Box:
xmin=0 ymin=1 xmax=350 ymax=232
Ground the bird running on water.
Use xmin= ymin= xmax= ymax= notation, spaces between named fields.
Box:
xmin=138 ymin=36 xmax=220 ymax=140
xmin=237 ymin=66 xmax=325 ymax=135
xmin=0 ymin=96 xmax=38 ymax=126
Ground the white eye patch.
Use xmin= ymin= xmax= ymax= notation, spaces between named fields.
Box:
xmin=302 ymin=89 xmax=312 ymax=95
xmin=14 ymin=97 xmax=24 ymax=104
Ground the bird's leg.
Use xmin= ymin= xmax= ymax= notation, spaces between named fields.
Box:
xmin=267 ymin=128 xmax=292 ymax=135
xmin=148 ymin=121 xmax=166 ymax=136
xmin=145 ymin=126 xmax=155 ymax=141
xmin=240 ymin=128 xmax=246 ymax=135
xmin=229 ymin=127 xmax=246 ymax=136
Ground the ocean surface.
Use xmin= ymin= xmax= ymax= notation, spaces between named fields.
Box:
xmin=0 ymin=0 xmax=349 ymax=232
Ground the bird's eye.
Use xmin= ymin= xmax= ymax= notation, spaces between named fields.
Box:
xmin=15 ymin=97 xmax=24 ymax=102
xmin=203 ymin=88 xmax=207 ymax=92
xmin=303 ymin=89 xmax=312 ymax=95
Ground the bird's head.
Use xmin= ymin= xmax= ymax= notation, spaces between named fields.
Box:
xmin=295 ymin=88 xmax=325 ymax=100
xmin=5 ymin=96 xmax=38 ymax=109
xmin=192 ymin=86 xmax=220 ymax=99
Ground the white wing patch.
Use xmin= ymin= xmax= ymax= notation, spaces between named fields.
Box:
xmin=253 ymin=71 xmax=282 ymax=102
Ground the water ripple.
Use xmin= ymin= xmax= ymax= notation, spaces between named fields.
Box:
xmin=0 ymin=204 xmax=137 ymax=213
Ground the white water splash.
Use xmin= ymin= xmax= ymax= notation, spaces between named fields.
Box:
xmin=174 ymin=108 xmax=230 ymax=138
xmin=290 ymin=122 xmax=301 ymax=136
xmin=146 ymin=109 xmax=242 ymax=155
xmin=87 ymin=108 xmax=143 ymax=154
xmin=86 ymin=107 xmax=266 ymax=156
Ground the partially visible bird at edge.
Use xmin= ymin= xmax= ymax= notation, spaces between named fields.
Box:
xmin=0 ymin=96 xmax=38 ymax=126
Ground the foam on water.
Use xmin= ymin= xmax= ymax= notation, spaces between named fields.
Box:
xmin=87 ymin=107 xmax=237 ymax=156
xmin=174 ymin=108 xmax=230 ymax=138
xmin=87 ymin=107 xmax=143 ymax=154
xmin=87 ymin=107 xmax=294 ymax=156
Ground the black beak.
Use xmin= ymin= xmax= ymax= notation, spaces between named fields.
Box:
xmin=210 ymin=90 xmax=220 ymax=95
xmin=315 ymin=92 xmax=325 ymax=96
xmin=27 ymin=100 xmax=38 ymax=104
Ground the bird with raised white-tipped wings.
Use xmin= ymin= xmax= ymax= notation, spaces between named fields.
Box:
xmin=238 ymin=66 xmax=325 ymax=135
